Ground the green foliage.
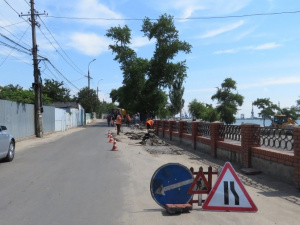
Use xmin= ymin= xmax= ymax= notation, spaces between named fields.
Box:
xmin=188 ymin=99 xmax=207 ymax=119
xmin=211 ymin=78 xmax=244 ymax=124
xmin=169 ymin=78 xmax=185 ymax=117
xmin=281 ymin=107 xmax=298 ymax=121
xmin=253 ymin=98 xmax=280 ymax=126
xmin=142 ymin=14 xmax=192 ymax=89
xmin=75 ymin=87 xmax=100 ymax=113
xmin=106 ymin=14 xmax=191 ymax=118
xmin=188 ymin=100 xmax=220 ymax=122
xmin=43 ymin=78 xmax=71 ymax=102
xmin=203 ymin=104 xmax=220 ymax=122
xmin=0 ymin=84 xmax=52 ymax=105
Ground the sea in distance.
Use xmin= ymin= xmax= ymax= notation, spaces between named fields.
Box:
xmin=234 ymin=118 xmax=300 ymax=127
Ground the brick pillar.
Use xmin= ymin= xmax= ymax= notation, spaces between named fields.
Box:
xmin=241 ymin=124 xmax=260 ymax=168
xmin=162 ymin=120 xmax=165 ymax=138
xmin=192 ymin=121 xmax=198 ymax=149
xmin=293 ymin=127 xmax=300 ymax=188
xmin=169 ymin=120 xmax=173 ymax=141
xmin=154 ymin=120 xmax=159 ymax=135
xmin=210 ymin=122 xmax=224 ymax=158
xmin=179 ymin=121 xmax=184 ymax=138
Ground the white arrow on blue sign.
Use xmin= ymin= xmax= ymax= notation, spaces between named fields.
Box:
xmin=150 ymin=163 xmax=194 ymax=208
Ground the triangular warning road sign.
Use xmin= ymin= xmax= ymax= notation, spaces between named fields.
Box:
xmin=187 ymin=171 xmax=210 ymax=194
xmin=202 ymin=162 xmax=257 ymax=212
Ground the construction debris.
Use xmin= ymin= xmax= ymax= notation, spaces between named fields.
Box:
xmin=124 ymin=130 xmax=182 ymax=155
xmin=124 ymin=132 xmax=169 ymax=146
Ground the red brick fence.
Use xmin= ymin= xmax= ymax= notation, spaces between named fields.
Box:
xmin=154 ymin=120 xmax=300 ymax=188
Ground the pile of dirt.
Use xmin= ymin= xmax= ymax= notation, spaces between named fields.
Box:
xmin=125 ymin=131 xmax=169 ymax=146
xmin=124 ymin=131 xmax=182 ymax=155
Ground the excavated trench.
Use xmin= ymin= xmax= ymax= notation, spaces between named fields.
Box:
xmin=124 ymin=130 xmax=183 ymax=155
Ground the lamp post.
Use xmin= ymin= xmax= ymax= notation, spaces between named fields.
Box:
xmin=97 ymin=79 xmax=103 ymax=99
xmin=87 ymin=59 xmax=96 ymax=89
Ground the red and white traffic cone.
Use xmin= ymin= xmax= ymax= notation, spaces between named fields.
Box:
xmin=108 ymin=136 xmax=114 ymax=143
xmin=112 ymin=139 xmax=118 ymax=151
xmin=107 ymin=130 xmax=111 ymax=138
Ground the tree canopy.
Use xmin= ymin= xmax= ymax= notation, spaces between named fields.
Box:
xmin=211 ymin=78 xmax=244 ymax=124
xmin=106 ymin=14 xmax=191 ymax=118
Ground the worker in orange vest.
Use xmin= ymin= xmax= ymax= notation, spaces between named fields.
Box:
xmin=116 ymin=113 xmax=122 ymax=135
xmin=146 ymin=118 xmax=154 ymax=130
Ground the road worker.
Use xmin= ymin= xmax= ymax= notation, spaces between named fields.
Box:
xmin=116 ymin=113 xmax=122 ymax=135
xmin=146 ymin=118 xmax=154 ymax=130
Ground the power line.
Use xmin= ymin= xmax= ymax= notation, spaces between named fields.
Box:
xmin=0 ymin=31 xmax=32 ymax=53
xmin=38 ymin=16 xmax=86 ymax=76
xmin=44 ymin=58 xmax=80 ymax=91
xmin=0 ymin=25 xmax=31 ymax=66
xmin=45 ymin=10 xmax=300 ymax=21
xmin=0 ymin=24 xmax=31 ymax=48
xmin=1 ymin=21 xmax=27 ymax=28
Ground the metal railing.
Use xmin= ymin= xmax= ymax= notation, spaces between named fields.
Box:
xmin=172 ymin=121 xmax=179 ymax=132
xmin=254 ymin=127 xmax=294 ymax=151
xmin=198 ymin=122 xmax=210 ymax=137
xmin=219 ymin=125 xmax=241 ymax=141
xmin=182 ymin=121 xmax=188 ymax=133
xmin=164 ymin=121 xmax=169 ymax=130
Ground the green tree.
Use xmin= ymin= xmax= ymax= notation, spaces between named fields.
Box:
xmin=43 ymin=78 xmax=71 ymax=102
xmin=280 ymin=107 xmax=298 ymax=121
xmin=0 ymin=84 xmax=52 ymax=105
xmin=253 ymin=98 xmax=280 ymax=126
xmin=106 ymin=25 xmax=148 ymax=114
xmin=75 ymin=87 xmax=100 ymax=113
xmin=188 ymin=99 xmax=207 ymax=120
xmin=211 ymin=78 xmax=244 ymax=124
xmin=203 ymin=104 xmax=220 ymax=122
xmin=169 ymin=78 xmax=185 ymax=118
xmin=106 ymin=15 xmax=190 ymax=118
xmin=142 ymin=14 xmax=192 ymax=90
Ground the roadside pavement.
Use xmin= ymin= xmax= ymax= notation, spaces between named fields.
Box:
xmin=15 ymin=119 xmax=300 ymax=225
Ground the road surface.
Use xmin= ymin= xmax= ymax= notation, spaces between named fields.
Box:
xmin=0 ymin=120 xmax=299 ymax=225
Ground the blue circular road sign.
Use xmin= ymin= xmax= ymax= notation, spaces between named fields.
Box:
xmin=150 ymin=163 xmax=194 ymax=208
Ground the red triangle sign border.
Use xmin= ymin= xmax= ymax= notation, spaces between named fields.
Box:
xmin=187 ymin=171 xmax=210 ymax=194
xmin=202 ymin=162 xmax=258 ymax=212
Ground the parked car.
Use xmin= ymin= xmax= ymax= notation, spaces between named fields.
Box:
xmin=0 ymin=125 xmax=15 ymax=162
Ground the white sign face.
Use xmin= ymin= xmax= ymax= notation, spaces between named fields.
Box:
xmin=202 ymin=162 xmax=257 ymax=212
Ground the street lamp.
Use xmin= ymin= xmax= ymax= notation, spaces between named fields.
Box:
xmin=87 ymin=58 xmax=96 ymax=89
xmin=97 ymin=78 xmax=103 ymax=99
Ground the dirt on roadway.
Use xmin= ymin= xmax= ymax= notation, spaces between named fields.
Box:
xmin=17 ymin=120 xmax=300 ymax=225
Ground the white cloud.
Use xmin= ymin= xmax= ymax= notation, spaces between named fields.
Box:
xmin=200 ymin=20 xmax=244 ymax=38
xmin=213 ymin=42 xmax=281 ymax=54
xmin=130 ymin=36 xmax=155 ymax=48
xmin=68 ymin=33 xmax=110 ymax=56
xmin=239 ymin=76 xmax=300 ymax=90
xmin=251 ymin=42 xmax=281 ymax=50
xmin=153 ymin=0 xmax=252 ymax=17
xmin=73 ymin=0 xmax=124 ymax=27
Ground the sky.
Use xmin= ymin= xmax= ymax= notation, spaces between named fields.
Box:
xmin=1 ymin=0 xmax=300 ymax=118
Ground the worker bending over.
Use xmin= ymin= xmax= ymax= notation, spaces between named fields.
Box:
xmin=146 ymin=118 xmax=154 ymax=130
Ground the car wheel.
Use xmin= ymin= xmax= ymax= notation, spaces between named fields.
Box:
xmin=4 ymin=141 xmax=15 ymax=162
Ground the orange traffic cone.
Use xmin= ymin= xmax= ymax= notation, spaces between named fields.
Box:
xmin=112 ymin=139 xmax=118 ymax=151
xmin=108 ymin=136 xmax=114 ymax=143
xmin=107 ymin=130 xmax=111 ymax=138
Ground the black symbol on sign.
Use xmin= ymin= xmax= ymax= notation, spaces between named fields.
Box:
xmin=196 ymin=177 xmax=207 ymax=190
xmin=224 ymin=181 xmax=239 ymax=205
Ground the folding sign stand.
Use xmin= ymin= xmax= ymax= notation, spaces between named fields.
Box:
xmin=188 ymin=166 xmax=218 ymax=207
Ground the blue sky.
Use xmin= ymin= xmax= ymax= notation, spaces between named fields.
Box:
xmin=1 ymin=0 xmax=300 ymax=118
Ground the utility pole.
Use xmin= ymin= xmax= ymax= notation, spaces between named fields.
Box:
xmin=87 ymin=59 xmax=96 ymax=89
xmin=22 ymin=0 xmax=45 ymax=137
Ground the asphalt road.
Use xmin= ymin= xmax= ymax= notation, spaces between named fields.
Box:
xmin=0 ymin=122 xmax=127 ymax=225
xmin=1 ymin=120 xmax=300 ymax=225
